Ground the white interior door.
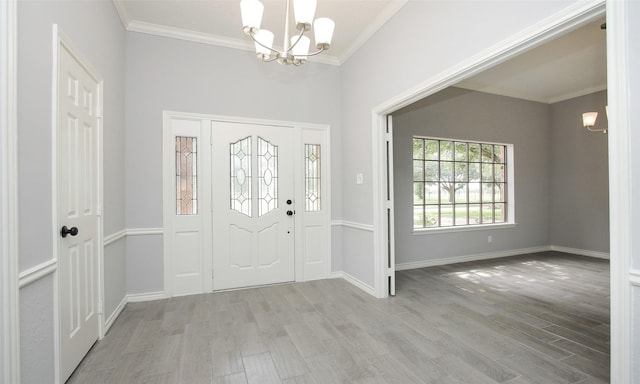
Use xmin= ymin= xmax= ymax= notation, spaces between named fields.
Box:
xmin=212 ymin=122 xmax=295 ymax=290
xmin=57 ymin=39 xmax=101 ymax=382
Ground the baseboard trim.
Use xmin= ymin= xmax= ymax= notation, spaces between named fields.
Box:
xmin=549 ymin=245 xmax=610 ymax=260
xmin=329 ymin=271 xmax=376 ymax=297
xmin=395 ymin=245 xmax=610 ymax=271
xmin=126 ymin=291 xmax=167 ymax=303
xmin=104 ymin=296 xmax=127 ymax=333
xmin=395 ymin=246 xmax=550 ymax=271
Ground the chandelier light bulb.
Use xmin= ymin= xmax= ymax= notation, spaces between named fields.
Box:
xmin=293 ymin=0 xmax=317 ymax=31
xmin=240 ymin=0 xmax=264 ymax=33
xmin=582 ymin=112 xmax=598 ymax=128
xmin=314 ymin=17 xmax=335 ymax=49
xmin=255 ymin=29 xmax=274 ymax=58
xmin=291 ymin=35 xmax=310 ymax=58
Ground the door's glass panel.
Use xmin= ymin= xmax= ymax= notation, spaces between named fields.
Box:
xmin=305 ymin=144 xmax=321 ymax=212
xmin=176 ymin=136 xmax=197 ymax=215
xmin=258 ymin=137 xmax=278 ymax=217
xmin=231 ymin=136 xmax=252 ymax=217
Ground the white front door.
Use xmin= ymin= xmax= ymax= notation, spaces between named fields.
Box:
xmin=212 ymin=122 xmax=295 ymax=290
xmin=56 ymin=38 xmax=101 ymax=382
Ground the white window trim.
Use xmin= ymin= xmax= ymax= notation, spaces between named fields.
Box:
xmin=411 ymin=136 xmax=516 ymax=231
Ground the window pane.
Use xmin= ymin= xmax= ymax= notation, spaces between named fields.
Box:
xmin=440 ymin=183 xmax=454 ymax=204
xmin=176 ymin=136 xmax=197 ymax=215
xmin=305 ymin=144 xmax=321 ymax=212
xmin=413 ymin=160 xmax=425 ymax=181
xmin=413 ymin=182 xmax=424 ymax=205
xmin=494 ymin=203 xmax=506 ymax=223
xmin=469 ymin=143 xmax=481 ymax=162
xmin=440 ymin=141 xmax=453 ymax=160
xmin=425 ymin=140 xmax=439 ymax=160
xmin=455 ymin=162 xmax=468 ymax=181
xmin=468 ymin=163 xmax=481 ymax=182
xmin=469 ymin=182 xmax=481 ymax=203
xmin=425 ymin=161 xmax=439 ymax=182
xmin=494 ymin=145 xmax=505 ymax=163
xmin=414 ymin=205 xmax=424 ymax=228
xmin=494 ymin=163 xmax=505 ymax=182
xmin=258 ymin=137 xmax=278 ymax=217
xmin=455 ymin=142 xmax=467 ymax=161
xmin=440 ymin=161 xmax=454 ymax=182
xmin=482 ymin=183 xmax=494 ymax=203
xmin=482 ymin=203 xmax=494 ymax=223
xmin=413 ymin=138 xmax=424 ymax=160
xmin=482 ymin=163 xmax=494 ymax=182
xmin=469 ymin=204 xmax=481 ymax=224
xmin=425 ymin=205 xmax=439 ymax=227
xmin=455 ymin=183 xmax=467 ymax=203
xmin=441 ymin=204 xmax=453 ymax=226
xmin=482 ymin=144 xmax=493 ymax=163
xmin=426 ymin=183 xmax=439 ymax=204
xmin=230 ymin=136 xmax=252 ymax=217
xmin=455 ymin=205 xmax=468 ymax=226
xmin=495 ymin=183 xmax=506 ymax=203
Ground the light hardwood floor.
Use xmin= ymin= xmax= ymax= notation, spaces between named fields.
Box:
xmin=67 ymin=251 xmax=610 ymax=383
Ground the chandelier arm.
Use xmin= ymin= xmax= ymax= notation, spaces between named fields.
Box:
xmin=248 ymin=31 xmax=281 ymax=57
xmin=303 ymin=46 xmax=327 ymax=57
xmin=287 ymin=28 xmax=306 ymax=53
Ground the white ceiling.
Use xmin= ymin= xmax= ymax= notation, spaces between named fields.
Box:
xmin=112 ymin=0 xmax=408 ymax=65
xmin=112 ymin=1 xmax=606 ymax=104
xmin=457 ymin=18 xmax=607 ymax=104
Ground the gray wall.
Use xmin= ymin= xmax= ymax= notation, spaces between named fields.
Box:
xmin=124 ymin=33 xmax=342 ymax=290
xmin=339 ymin=0 xmax=579 ymax=287
xmin=392 ymin=88 xmax=551 ymax=264
xmin=17 ymin=1 xmax=126 ymax=381
xmin=550 ymin=90 xmax=609 ymax=253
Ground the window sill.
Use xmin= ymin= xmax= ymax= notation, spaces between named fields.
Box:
xmin=412 ymin=223 xmax=517 ymax=235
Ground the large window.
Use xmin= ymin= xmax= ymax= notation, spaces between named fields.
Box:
xmin=413 ymin=137 xmax=511 ymax=229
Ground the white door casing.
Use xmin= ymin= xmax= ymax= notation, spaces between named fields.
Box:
xmin=55 ymin=28 xmax=102 ymax=383
xmin=164 ymin=117 xmax=212 ymax=296
xmin=211 ymin=121 xmax=295 ymax=290
xmin=163 ymin=112 xmax=330 ymax=295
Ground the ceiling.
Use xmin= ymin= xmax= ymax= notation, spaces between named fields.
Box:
xmin=457 ymin=18 xmax=607 ymax=104
xmin=112 ymin=0 xmax=408 ymax=66
xmin=112 ymin=1 xmax=606 ymax=104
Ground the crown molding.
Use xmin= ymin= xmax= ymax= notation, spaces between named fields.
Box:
xmin=127 ymin=20 xmax=341 ymax=66
xmin=457 ymin=81 xmax=607 ymax=104
xmin=337 ymin=0 xmax=408 ymax=65
xmin=112 ymin=0 xmax=132 ymax=29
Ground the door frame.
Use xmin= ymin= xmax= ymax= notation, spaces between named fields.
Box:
xmin=1 ymin=0 xmax=19 ymax=382
xmin=162 ymin=111 xmax=331 ymax=296
xmin=373 ymin=0 xmax=635 ymax=381
xmin=52 ymin=25 xmax=105 ymax=383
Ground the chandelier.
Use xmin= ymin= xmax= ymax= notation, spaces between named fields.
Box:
xmin=240 ymin=0 xmax=335 ymax=66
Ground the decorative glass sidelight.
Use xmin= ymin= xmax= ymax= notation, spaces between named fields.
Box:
xmin=305 ymin=144 xmax=321 ymax=212
xmin=230 ymin=136 xmax=252 ymax=217
xmin=258 ymin=137 xmax=278 ymax=217
xmin=176 ymin=136 xmax=198 ymax=215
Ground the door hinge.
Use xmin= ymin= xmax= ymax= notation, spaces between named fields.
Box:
xmin=386 ymin=268 xmax=394 ymax=277
xmin=98 ymin=301 xmax=103 ymax=315
xmin=385 ymin=132 xmax=391 ymax=142
xmin=385 ymin=200 xmax=392 ymax=209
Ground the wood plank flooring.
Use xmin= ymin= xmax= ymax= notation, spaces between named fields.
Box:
xmin=67 ymin=251 xmax=610 ymax=383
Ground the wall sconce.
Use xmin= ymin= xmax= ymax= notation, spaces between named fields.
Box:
xmin=582 ymin=106 xmax=608 ymax=134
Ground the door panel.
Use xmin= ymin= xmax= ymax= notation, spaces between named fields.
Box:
xmin=212 ymin=122 xmax=294 ymax=290
xmin=57 ymin=42 xmax=100 ymax=382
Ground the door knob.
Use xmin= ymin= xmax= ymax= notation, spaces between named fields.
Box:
xmin=286 ymin=210 xmax=294 ymax=216
xmin=60 ymin=226 xmax=78 ymax=238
